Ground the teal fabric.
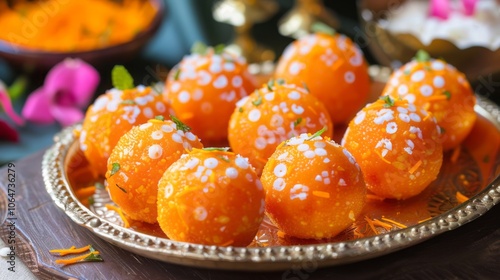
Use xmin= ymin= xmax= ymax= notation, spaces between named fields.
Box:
xmin=144 ymin=0 xmax=236 ymax=66
xmin=144 ymin=0 xmax=211 ymax=66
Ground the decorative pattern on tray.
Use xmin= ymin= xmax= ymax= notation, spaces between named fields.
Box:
xmin=42 ymin=95 xmax=500 ymax=270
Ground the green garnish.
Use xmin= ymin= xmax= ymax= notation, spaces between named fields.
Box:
xmin=214 ymin=44 xmax=226 ymax=54
xmin=7 ymin=75 xmax=28 ymax=100
xmin=191 ymin=41 xmax=209 ymax=55
xmin=218 ymin=155 xmax=230 ymax=163
xmin=155 ymin=115 xmax=165 ymax=121
xmin=403 ymin=69 xmax=411 ymax=76
xmin=307 ymin=126 xmax=327 ymax=140
xmin=415 ymin=49 xmax=431 ymax=62
xmin=302 ymin=82 xmax=310 ymax=93
xmin=276 ymin=78 xmax=285 ymax=85
xmin=443 ymin=90 xmax=451 ymax=100
xmin=238 ymin=107 xmax=244 ymax=113
xmin=116 ymin=184 xmax=127 ymax=193
xmin=83 ymin=246 xmax=104 ymax=262
xmin=252 ymin=94 xmax=263 ymax=106
xmin=95 ymin=182 xmax=105 ymax=189
xmin=111 ymin=65 xmax=134 ymax=90
xmin=380 ymin=96 xmax=395 ymax=108
xmin=88 ymin=196 xmax=95 ymax=206
xmin=293 ymin=117 xmax=303 ymax=128
xmin=89 ymin=245 xmax=97 ymax=253
xmin=110 ymin=163 xmax=120 ymax=177
xmin=203 ymin=147 xmax=230 ymax=152
xmin=173 ymin=68 xmax=181 ymax=81
xmin=267 ymin=79 xmax=275 ymax=91
xmin=424 ymin=65 xmax=432 ymax=71
xmin=120 ymin=99 xmax=136 ymax=105
xmin=439 ymin=126 xmax=446 ymax=134
xmin=311 ymin=22 xmax=336 ymax=35
xmin=170 ymin=115 xmax=191 ymax=132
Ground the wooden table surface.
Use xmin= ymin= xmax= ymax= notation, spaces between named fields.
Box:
xmin=1 ymin=150 xmax=500 ymax=280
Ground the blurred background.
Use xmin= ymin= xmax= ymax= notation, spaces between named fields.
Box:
xmin=1 ymin=0 xmax=499 ymax=164
xmin=142 ymin=0 xmax=363 ymax=66
xmin=0 ymin=0 xmax=361 ymax=164
xmin=0 ymin=1 xmax=363 ymax=76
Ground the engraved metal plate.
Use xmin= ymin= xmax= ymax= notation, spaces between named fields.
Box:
xmin=42 ymin=94 xmax=500 ymax=271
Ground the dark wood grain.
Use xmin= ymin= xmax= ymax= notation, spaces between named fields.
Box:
xmin=1 ymin=151 xmax=500 ymax=280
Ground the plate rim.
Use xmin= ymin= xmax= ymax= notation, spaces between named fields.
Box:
xmin=42 ymin=95 xmax=500 ymax=271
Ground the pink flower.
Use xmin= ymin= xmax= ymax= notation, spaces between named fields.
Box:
xmin=429 ymin=0 xmax=478 ymax=19
xmin=429 ymin=0 xmax=451 ymax=19
xmin=22 ymin=58 xmax=100 ymax=127
xmin=0 ymin=81 xmax=24 ymax=142
xmin=461 ymin=0 xmax=478 ymax=16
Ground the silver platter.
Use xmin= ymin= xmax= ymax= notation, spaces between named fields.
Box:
xmin=42 ymin=94 xmax=500 ymax=271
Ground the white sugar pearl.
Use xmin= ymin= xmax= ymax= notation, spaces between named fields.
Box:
xmin=411 ymin=70 xmax=425 ymax=82
xmin=419 ymin=85 xmax=433 ymax=97
xmin=148 ymin=145 xmax=163 ymax=159
xmin=151 ymin=130 xmax=163 ymax=140
xmin=288 ymin=91 xmax=301 ymax=100
xmin=225 ymin=167 xmax=238 ymax=179
xmin=354 ymin=111 xmax=366 ymax=125
xmin=433 ymin=76 xmax=445 ymax=88
xmin=178 ymin=91 xmax=190 ymax=103
xmin=273 ymin=178 xmax=286 ymax=191
xmin=213 ymin=75 xmax=228 ymax=89
xmin=235 ymin=156 xmax=249 ymax=169
xmin=288 ymin=61 xmax=303 ymax=75
xmin=274 ymin=163 xmax=287 ymax=177
xmin=398 ymin=84 xmax=408 ymax=95
xmin=431 ymin=61 xmax=445 ymax=70
xmin=386 ymin=122 xmax=398 ymax=134
xmin=344 ymin=71 xmax=355 ymax=83
xmin=248 ymin=109 xmax=261 ymax=122
xmin=297 ymin=144 xmax=309 ymax=152
xmin=194 ymin=206 xmax=207 ymax=221
xmin=204 ymin=158 xmax=219 ymax=169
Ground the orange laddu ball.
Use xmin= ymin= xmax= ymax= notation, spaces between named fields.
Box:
xmin=79 ymin=85 xmax=173 ymax=176
xmin=381 ymin=50 xmax=476 ymax=151
xmin=274 ymin=30 xmax=371 ymax=124
xmin=157 ymin=148 xmax=265 ymax=246
xmin=342 ymin=96 xmax=443 ymax=200
xmin=228 ymin=79 xmax=333 ymax=174
xmin=105 ymin=117 xmax=203 ymax=224
xmin=164 ymin=43 xmax=257 ymax=144
xmin=260 ymin=132 xmax=366 ymax=239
